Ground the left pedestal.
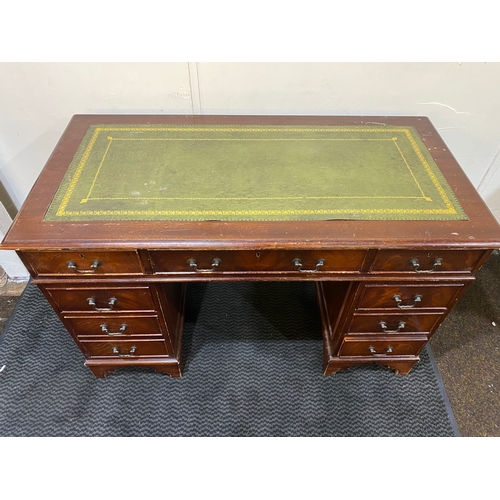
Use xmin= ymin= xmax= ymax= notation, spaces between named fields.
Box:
xmin=37 ymin=280 xmax=187 ymax=378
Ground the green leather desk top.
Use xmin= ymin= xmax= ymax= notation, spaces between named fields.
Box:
xmin=44 ymin=124 xmax=467 ymax=222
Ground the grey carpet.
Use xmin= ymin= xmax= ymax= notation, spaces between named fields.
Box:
xmin=0 ymin=281 xmax=457 ymax=436
xmin=430 ymin=249 xmax=500 ymax=436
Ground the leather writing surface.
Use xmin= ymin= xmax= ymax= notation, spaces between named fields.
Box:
xmin=44 ymin=124 xmax=467 ymax=221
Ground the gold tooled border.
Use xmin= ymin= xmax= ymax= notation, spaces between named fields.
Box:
xmin=52 ymin=126 xmax=464 ymax=219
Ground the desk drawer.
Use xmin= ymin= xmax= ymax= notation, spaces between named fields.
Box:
xmin=65 ymin=315 xmax=162 ymax=338
xmin=347 ymin=312 xmax=444 ymax=335
xmin=22 ymin=250 xmax=144 ymax=276
xmin=339 ymin=336 xmax=427 ymax=357
xmin=46 ymin=285 xmax=156 ymax=313
xmin=357 ymin=283 xmax=464 ymax=310
xmin=79 ymin=339 xmax=169 ymax=357
xmin=370 ymin=249 xmax=483 ymax=274
xmin=150 ymin=249 xmax=367 ymax=274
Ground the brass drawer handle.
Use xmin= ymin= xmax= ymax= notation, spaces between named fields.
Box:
xmin=393 ymin=294 xmax=422 ymax=309
xmin=67 ymin=260 xmax=102 ymax=273
xmin=368 ymin=346 xmax=393 ymax=357
xmin=409 ymin=258 xmax=442 ymax=273
xmin=101 ymin=323 xmax=128 ymax=336
xmin=379 ymin=321 xmax=406 ymax=333
xmin=292 ymin=258 xmax=326 ymax=273
xmin=87 ymin=297 xmax=117 ymax=311
xmin=187 ymin=258 xmax=222 ymax=273
xmin=112 ymin=346 xmax=137 ymax=357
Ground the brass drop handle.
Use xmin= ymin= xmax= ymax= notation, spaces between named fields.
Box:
xmin=101 ymin=323 xmax=128 ymax=336
xmin=393 ymin=294 xmax=422 ymax=309
xmin=409 ymin=257 xmax=442 ymax=273
xmin=112 ymin=346 xmax=137 ymax=357
xmin=87 ymin=297 xmax=117 ymax=311
xmin=67 ymin=260 xmax=102 ymax=273
xmin=368 ymin=346 xmax=393 ymax=357
xmin=292 ymin=258 xmax=326 ymax=273
xmin=379 ymin=321 xmax=406 ymax=333
xmin=187 ymin=258 xmax=222 ymax=273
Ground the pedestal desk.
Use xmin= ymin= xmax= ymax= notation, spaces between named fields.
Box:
xmin=3 ymin=114 xmax=500 ymax=378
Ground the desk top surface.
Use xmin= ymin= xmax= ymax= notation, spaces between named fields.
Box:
xmin=3 ymin=114 xmax=500 ymax=250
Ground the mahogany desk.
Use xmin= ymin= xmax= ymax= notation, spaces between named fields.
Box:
xmin=3 ymin=114 xmax=500 ymax=378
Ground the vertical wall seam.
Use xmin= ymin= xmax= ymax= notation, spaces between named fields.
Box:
xmin=477 ymin=145 xmax=500 ymax=193
xmin=187 ymin=62 xmax=202 ymax=115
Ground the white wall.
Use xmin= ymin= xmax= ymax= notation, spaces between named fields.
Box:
xmin=0 ymin=202 xmax=28 ymax=279
xmin=1 ymin=62 xmax=499 ymax=233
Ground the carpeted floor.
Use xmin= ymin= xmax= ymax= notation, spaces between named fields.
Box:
xmin=430 ymin=249 xmax=500 ymax=436
xmin=0 ymin=280 xmax=457 ymax=436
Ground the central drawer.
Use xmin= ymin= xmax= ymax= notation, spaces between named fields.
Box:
xmin=45 ymin=285 xmax=157 ymax=313
xmin=150 ymin=249 xmax=367 ymax=274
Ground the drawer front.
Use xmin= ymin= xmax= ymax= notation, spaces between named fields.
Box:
xmin=79 ymin=339 xmax=169 ymax=357
xmin=370 ymin=249 xmax=483 ymax=274
xmin=150 ymin=249 xmax=367 ymax=274
xmin=348 ymin=312 xmax=444 ymax=335
xmin=357 ymin=283 xmax=464 ymax=310
xmin=339 ymin=337 xmax=428 ymax=357
xmin=46 ymin=286 xmax=156 ymax=313
xmin=65 ymin=315 xmax=162 ymax=338
xmin=22 ymin=250 xmax=144 ymax=276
